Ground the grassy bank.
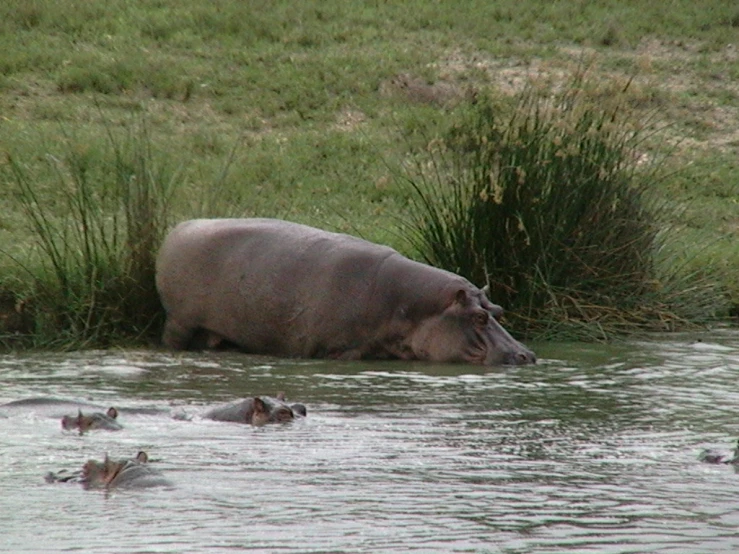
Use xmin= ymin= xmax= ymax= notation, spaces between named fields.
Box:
xmin=1 ymin=0 xmax=737 ymax=347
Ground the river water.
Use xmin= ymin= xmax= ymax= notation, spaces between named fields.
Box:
xmin=2 ymin=331 xmax=739 ymax=553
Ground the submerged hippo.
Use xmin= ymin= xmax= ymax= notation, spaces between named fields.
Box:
xmin=61 ymin=407 xmax=122 ymax=433
xmin=204 ymin=393 xmax=306 ymax=426
xmin=698 ymin=439 xmax=739 ymax=464
xmin=155 ymin=218 xmax=535 ymax=366
xmin=0 ymin=397 xmax=104 ymax=416
xmin=45 ymin=451 xmax=171 ymax=489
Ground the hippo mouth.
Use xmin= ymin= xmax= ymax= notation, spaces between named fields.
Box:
xmin=470 ymin=326 xmax=536 ymax=366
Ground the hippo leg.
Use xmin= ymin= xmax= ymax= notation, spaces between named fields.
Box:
xmin=162 ymin=317 xmax=196 ymax=350
xmin=331 ymin=349 xmax=363 ymax=361
xmin=205 ymin=331 xmax=225 ymax=349
xmin=193 ymin=329 xmax=234 ymax=350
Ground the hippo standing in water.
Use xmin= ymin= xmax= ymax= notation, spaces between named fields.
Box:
xmin=45 ymin=451 xmax=172 ymax=489
xmin=155 ymin=218 xmax=535 ymax=366
xmin=61 ymin=407 xmax=122 ymax=434
xmin=204 ymin=393 xmax=306 ymax=426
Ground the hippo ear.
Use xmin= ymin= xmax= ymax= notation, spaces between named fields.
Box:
xmin=253 ymin=397 xmax=267 ymax=416
xmin=453 ymin=289 xmax=468 ymax=306
xmin=136 ymin=451 xmax=148 ymax=463
xmin=107 ymin=407 xmax=118 ymax=419
xmin=276 ymin=392 xmax=286 ymax=401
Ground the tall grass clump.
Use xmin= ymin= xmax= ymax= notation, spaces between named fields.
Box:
xmin=4 ymin=117 xmax=179 ymax=348
xmin=402 ymin=75 xmax=725 ymax=340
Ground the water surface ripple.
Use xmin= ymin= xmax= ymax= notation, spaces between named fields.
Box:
xmin=2 ymin=332 xmax=739 ymax=552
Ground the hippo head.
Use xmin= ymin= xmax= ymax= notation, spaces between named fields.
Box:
xmin=250 ymin=397 xmax=295 ymax=426
xmin=409 ymin=287 xmax=535 ymax=366
xmin=82 ymin=451 xmax=148 ymax=489
xmin=61 ymin=407 xmax=119 ymax=434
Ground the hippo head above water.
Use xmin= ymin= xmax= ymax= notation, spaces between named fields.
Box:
xmin=204 ymin=393 xmax=306 ymax=426
xmin=155 ymin=218 xmax=536 ymax=366
xmin=82 ymin=451 xmax=150 ymax=489
xmin=46 ymin=451 xmax=172 ymax=490
xmin=61 ymin=407 xmax=122 ymax=434
xmin=406 ymin=287 xmax=533 ymax=366
xmin=82 ymin=451 xmax=172 ymax=489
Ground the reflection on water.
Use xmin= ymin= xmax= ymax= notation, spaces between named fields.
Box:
xmin=2 ymin=332 xmax=739 ymax=552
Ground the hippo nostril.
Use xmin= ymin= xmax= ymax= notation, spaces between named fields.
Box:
xmin=516 ymin=351 xmax=536 ymax=365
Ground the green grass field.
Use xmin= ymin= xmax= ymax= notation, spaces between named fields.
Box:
xmin=1 ymin=0 xmax=737 ymax=346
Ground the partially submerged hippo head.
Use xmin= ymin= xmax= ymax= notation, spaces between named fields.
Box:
xmin=61 ymin=407 xmax=122 ymax=434
xmin=82 ymin=451 xmax=148 ymax=488
xmin=251 ymin=396 xmax=294 ymax=426
xmin=82 ymin=451 xmax=171 ymax=489
xmin=407 ymin=287 xmax=535 ymax=366
xmin=47 ymin=451 xmax=171 ymax=489
xmin=699 ymin=439 xmax=739 ymax=465
xmin=204 ymin=392 xmax=306 ymax=426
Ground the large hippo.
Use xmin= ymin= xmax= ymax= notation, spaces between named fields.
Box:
xmin=155 ymin=218 xmax=535 ymax=366
xmin=61 ymin=407 xmax=123 ymax=433
xmin=204 ymin=393 xmax=306 ymax=425
xmin=45 ymin=451 xmax=172 ymax=489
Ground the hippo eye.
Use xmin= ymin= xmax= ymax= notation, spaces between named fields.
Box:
xmin=474 ymin=312 xmax=489 ymax=326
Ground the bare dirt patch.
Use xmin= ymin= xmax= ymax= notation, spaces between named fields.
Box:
xmin=379 ymin=72 xmax=477 ymax=108
xmin=431 ymin=40 xmax=739 ymax=157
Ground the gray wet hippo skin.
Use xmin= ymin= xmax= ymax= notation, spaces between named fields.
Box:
xmin=45 ymin=451 xmax=172 ymax=489
xmin=61 ymin=407 xmax=123 ymax=433
xmin=0 ymin=397 xmax=104 ymax=415
xmin=699 ymin=439 xmax=739 ymax=464
xmin=0 ymin=397 xmax=165 ymax=419
xmin=204 ymin=393 xmax=305 ymax=426
xmin=155 ymin=218 xmax=535 ymax=366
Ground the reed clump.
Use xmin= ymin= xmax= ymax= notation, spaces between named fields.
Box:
xmin=4 ymin=118 xmax=178 ymax=348
xmin=402 ymin=76 xmax=725 ymax=340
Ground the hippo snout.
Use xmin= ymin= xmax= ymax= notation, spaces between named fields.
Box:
xmin=507 ymin=349 xmax=536 ymax=365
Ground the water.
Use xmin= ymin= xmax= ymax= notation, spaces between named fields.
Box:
xmin=2 ymin=331 xmax=739 ymax=553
